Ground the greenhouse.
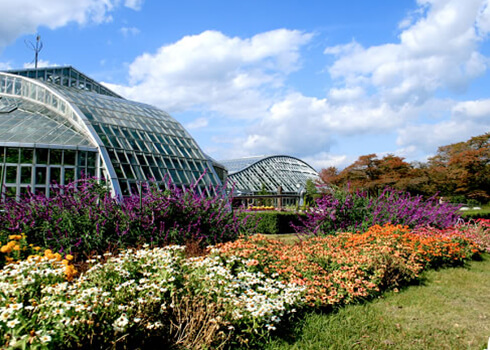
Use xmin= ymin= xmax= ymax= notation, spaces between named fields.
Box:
xmin=220 ymin=155 xmax=319 ymax=195
xmin=0 ymin=66 xmax=222 ymax=198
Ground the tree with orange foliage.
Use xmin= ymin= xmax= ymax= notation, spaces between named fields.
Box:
xmin=428 ymin=133 xmax=490 ymax=203
xmin=318 ymin=133 xmax=490 ymax=204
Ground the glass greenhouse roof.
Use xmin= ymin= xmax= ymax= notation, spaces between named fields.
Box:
xmin=6 ymin=66 xmax=122 ymax=98
xmin=220 ymin=155 xmax=319 ymax=194
xmin=0 ymin=96 xmax=94 ymax=147
xmin=0 ymin=67 xmax=221 ymax=197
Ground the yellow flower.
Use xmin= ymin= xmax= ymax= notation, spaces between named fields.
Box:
xmin=65 ymin=254 xmax=74 ymax=261
xmin=0 ymin=246 xmax=10 ymax=253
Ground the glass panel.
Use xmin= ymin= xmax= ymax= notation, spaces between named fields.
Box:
xmin=50 ymin=149 xmax=62 ymax=165
xmin=120 ymin=181 xmax=130 ymax=196
xmin=20 ymin=167 xmax=32 ymax=184
xmin=20 ymin=149 xmax=33 ymax=164
xmin=122 ymin=164 xmax=135 ymax=180
xmin=50 ymin=168 xmax=61 ymax=184
xmin=36 ymin=149 xmax=48 ymax=165
xmin=151 ymin=167 xmax=163 ymax=181
xmin=5 ymin=166 xmax=17 ymax=183
xmin=64 ymin=150 xmax=76 ymax=165
xmin=114 ymin=165 xmax=124 ymax=178
xmin=64 ymin=168 xmax=75 ymax=183
xmin=35 ymin=167 xmax=46 ymax=185
xmin=132 ymin=166 xmax=143 ymax=179
xmin=137 ymin=154 xmax=147 ymax=165
xmin=5 ymin=148 xmax=19 ymax=163
xmin=117 ymin=151 xmax=128 ymax=163
xmin=78 ymin=151 xmax=87 ymax=167
xmin=86 ymin=167 xmax=95 ymax=177
xmin=87 ymin=152 xmax=96 ymax=167
xmin=19 ymin=187 xmax=29 ymax=197
xmin=34 ymin=187 xmax=46 ymax=196
xmin=127 ymin=153 xmax=138 ymax=165
xmin=142 ymin=166 xmax=153 ymax=179
xmin=5 ymin=187 xmax=16 ymax=198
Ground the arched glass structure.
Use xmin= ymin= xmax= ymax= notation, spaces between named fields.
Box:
xmin=220 ymin=155 xmax=318 ymax=195
xmin=0 ymin=66 xmax=221 ymax=198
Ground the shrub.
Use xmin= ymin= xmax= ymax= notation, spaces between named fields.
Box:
xmin=240 ymin=211 xmax=306 ymax=234
xmin=299 ymin=187 xmax=462 ymax=235
xmin=0 ymin=178 xmax=253 ymax=259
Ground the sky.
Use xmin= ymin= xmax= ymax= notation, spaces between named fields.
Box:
xmin=0 ymin=0 xmax=490 ymax=170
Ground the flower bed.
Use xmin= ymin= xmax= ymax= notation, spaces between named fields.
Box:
xmin=0 ymin=223 xmax=486 ymax=349
xmin=217 ymin=224 xmax=480 ymax=307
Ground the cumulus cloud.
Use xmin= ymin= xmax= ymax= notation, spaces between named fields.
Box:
xmin=239 ymin=0 xmax=490 ymax=162
xmin=106 ymin=29 xmax=313 ymax=117
xmin=0 ymin=0 xmax=142 ymax=49
xmin=241 ymin=92 xmax=408 ymax=157
xmin=302 ymin=152 xmax=349 ymax=171
xmin=325 ymin=0 xmax=489 ymax=105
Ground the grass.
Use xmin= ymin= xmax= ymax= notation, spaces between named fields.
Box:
xmin=261 ymin=233 xmax=302 ymax=244
xmin=461 ymin=205 xmax=490 ymax=220
xmin=265 ymin=253 xmax=490 ymax=350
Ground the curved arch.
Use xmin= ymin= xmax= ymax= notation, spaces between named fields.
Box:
xmin=222 ymin=155 xmax=318 ymax=194
xmin=0 ymin=72 xmax=121 ymax=196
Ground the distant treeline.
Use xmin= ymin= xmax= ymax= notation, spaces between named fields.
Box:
xmin=319 ymin=133 xmax=490 ymax=204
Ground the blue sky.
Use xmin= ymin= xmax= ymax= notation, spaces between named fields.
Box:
xmin=1 ymin=0 xmax=489 ymax=170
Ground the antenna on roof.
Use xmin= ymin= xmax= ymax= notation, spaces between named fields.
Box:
xmin=25 ymin=34 xmax=43 ymax=69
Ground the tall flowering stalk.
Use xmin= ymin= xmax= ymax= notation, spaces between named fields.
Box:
xmin=0 ymin=178 xmax=253 ymax=258
xmin=298 ymin=187 xmax=462 ymax=235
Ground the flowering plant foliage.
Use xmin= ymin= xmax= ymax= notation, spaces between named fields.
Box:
xmin=218 ymin=224 xmax=480 ymax=308
xmin=299 ymin=187 xmax=462 ymax=235
xmin=0 ymin=244 xmax=303 ymax=349
xmin=0 ymin=178 xmax=253 ymax=258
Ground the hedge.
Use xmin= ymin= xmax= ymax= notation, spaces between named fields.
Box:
xmin=240 ymin=211 xmax=306 ymax=234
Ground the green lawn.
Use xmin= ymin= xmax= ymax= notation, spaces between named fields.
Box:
xmin=265 ymin=254 xmax=490 ymax=350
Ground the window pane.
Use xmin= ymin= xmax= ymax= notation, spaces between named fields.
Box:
xmin=87 ymin=152 xmax=96 ymax=167
xmin=5 ymin=187 xmax=16 ymax=198
xmin=50 ymin=168 xmax=61 ymax=184
xmin=35 ymin=167 xmax=46 ymax=185
xmin=36 ymin=149 xmax=48 ymax=165
xmin=20 ymin=149 xmax=33 ymax=164
xmin=78 ymin=151 xmax=87 ymax=167
xmin=6 ymin=166 xmax=17 ymax=183
xmin=34 ymin=187 xmax=46 ymax=196
xmin=50 ymin=149 xmax=62 ymax=165
xmin=64 ymin=150 xmax=76 ymax=165
xmin=5 ymin=148 xmax=19 ymax=163
xmin=20 ymin=167 xmax=32 ymax=184
xmin=64 ymin=168 xmax=75 ymax=183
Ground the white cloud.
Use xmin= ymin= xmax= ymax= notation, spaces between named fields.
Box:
xmin=120 ymin=26 xmax=140 ymax=37
xmin=325 ymin=0 xmax=490 ymax=105
xmin=302 ymin=152 xmax=349 ymax=171
xmin=23 ymin=59 xmax=55 ymax=69
xmin=0 ymin=0 xmax=142 ymax=49
xmin=0 ymin=61 xmax=12 ymax=70
xmin=452 ymin=99 xmax=490 ymax=119
xmin=123 ymin=0 xmax=144 ymax=11
xmin=185 ymin=117 xmax=209 ymax=130
xmin=106 ymin=29 xmax=313 ymax=118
